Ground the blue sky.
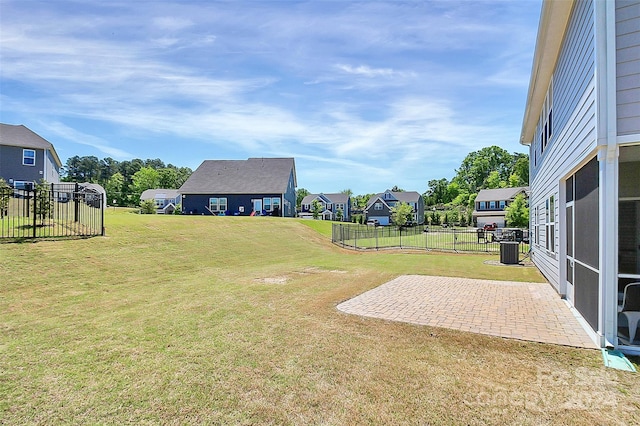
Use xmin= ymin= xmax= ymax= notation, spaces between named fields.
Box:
xmin=0 ymin=0 xmax=541 ymax=195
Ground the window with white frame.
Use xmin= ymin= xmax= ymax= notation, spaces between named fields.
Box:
xmin=500 ymin=200 xmax=506 ymax=209
xmin=489 ymin=201 xmax=496 ymax=209
xmin=374 ymin=202 xmax=383 ymax=210
xmin=23 ymin=149 xmax=35 ymax=166
xmin=531 ymin=206 xmax=540 ymax=245
xmin=539 ymin=79 xmax=553 ymax=155
xmin=272 ymin=197 xmax=280 ymax=212
xmin=209 ymin=197 xmax=227 ymax=212
xmin=264 ymin=197 xmax=272 ymax=211
xmin=479 ymin=201 xmax=486 ymax=210
xmin=545 ymin=195 xmax=555 ymax=253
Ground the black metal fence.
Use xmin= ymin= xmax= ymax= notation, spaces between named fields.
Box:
xmin=332 ymin=223 xmax=529 ymax=254
xmin=0 ymin=183 xmax=104 ymax=240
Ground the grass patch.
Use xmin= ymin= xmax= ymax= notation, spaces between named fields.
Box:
xmin=297 ymin=218 xmax=335 ymax=238
xmin=1 ymin=212 xmax=639 ymax=424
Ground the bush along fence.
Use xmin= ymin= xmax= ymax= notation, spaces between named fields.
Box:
xmin=332 ymin=223 xmax=530 ymax=254
xmin=0 ymin=183 xmax=104 ymax=240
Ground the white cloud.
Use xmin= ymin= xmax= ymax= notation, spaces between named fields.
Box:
xmin=335 ymin=64 xmax=400 ymax=78
xmin=43 ymin=122 xmax=134 ymax=159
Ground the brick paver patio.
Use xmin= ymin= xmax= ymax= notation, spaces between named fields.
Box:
xmin=337 ymin=275 xmax=597 ymax=349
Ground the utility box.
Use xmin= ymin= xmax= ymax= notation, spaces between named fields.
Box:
xmin=500 ymin=241 xmax=519 ymax=264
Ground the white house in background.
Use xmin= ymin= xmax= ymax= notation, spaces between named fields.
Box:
xmin=473 ymin=186 xmax=529 ymax=228
xmin=140 ymin=189 xmax=180 ymax=214
xmin=299 ymin=193 xmax=351 ymax=221
xmin=521 ymin=0 xmax=640 ymax=353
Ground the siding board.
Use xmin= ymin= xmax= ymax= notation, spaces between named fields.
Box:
xmin=616 ymin=0 xmax=640 ymax=135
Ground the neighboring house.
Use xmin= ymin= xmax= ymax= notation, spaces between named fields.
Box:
xmin=179 ymin=158 xmax=297 ymax=217
xmin=473 ymin=186 xmax=529 ymax=228
xmin=364 ymin=190 xmax=425 ymax=226
xmin=0 ymin=123 xmax=62 ymax=186
xmin=520 ymin=0 xmax=640 ymax=353
xmin=299 ymin=193 xmax=351 ymax=221
xmin=140 ymin=189 xmax=181 ymax=214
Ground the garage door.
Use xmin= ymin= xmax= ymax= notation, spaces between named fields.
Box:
xmin=369 ymin=216 xmax=390 ymax=226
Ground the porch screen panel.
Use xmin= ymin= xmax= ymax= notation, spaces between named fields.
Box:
xmin=574 ymin=263 xmax=599 ymax=330
xmin=574 ymin=157 xmax=599 ymax=269
xmin=573 ymin=157 xmax=600 ymax=332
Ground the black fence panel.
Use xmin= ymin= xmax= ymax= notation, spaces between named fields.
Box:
xmin=0 ymin=184 xmax=104 ymax=240
xmin=332 ymin=223 xmax=529 ymax=254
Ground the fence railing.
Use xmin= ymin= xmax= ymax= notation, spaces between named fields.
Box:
xmin=332 ymin=224 xmax=529 ymax=254
xmin=0 ymin=184 xmax=104 ymax=240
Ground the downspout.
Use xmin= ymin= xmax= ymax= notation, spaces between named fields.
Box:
xmin=595 ymin=0 xmax=618 ymax=348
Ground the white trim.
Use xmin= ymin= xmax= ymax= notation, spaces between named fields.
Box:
xmin=22 ymin=149 xmax=36 ymax=166
xmin=574 ymin=258 xmax=599 ymax=275
xmin=619 ymin=274 xmax=640 ymax=280
xmin=617 ymin=134 xmax=640 ymax=145
xmin=594 ymin=0 xmax=619 ymax=349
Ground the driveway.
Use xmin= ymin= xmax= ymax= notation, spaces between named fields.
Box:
xmin=337 ymin=275 xmax=597 ymax=349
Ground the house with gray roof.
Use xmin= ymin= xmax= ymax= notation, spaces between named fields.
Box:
xmin=140 ymin=189 xmax=180 ymax=214
xmin=364 ymin=190 xmax=424 ymax=226
xmin=299 ymin=193 xmax=351 ymax=221
xmin=179 ymin=158 xmax=296 ymax=217
xmin=472 ymin=186 xmax=529 ymax=228
xmin=0 ymin=123 xmax=62 ymax=187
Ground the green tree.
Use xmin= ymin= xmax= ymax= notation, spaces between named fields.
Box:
xmin=511 ymin=154 xmax=529 ymax=185
xmin=336 ymin=208 xmax=344 ymax=222
xmin=453 ymin=146 xmax=513 ymax=193
xmin=424 ymin=178 xmax=449 ymax=206
xmin=485 ymin=170 xmax=506 ymax=189
xmin=311 ymin=199 xmax=322 ymax=220
xmin=340 ymin=189 xmax=353 ymax=197
xmin=504 ymin=193 xmax=529 ymax=227
xmin=391 ymin=202 xmax=414 ymax=226
xmin=296 ymin=188 xmax=310 ymax=210
xmin=34 ymin=180 xmax=53 ymax=224
xmin=0 ymin=178 xmax=9 ymax=218
xmin=391 ymin=185 xmax=405 ymax=192
xmin=158 ymin=168 xmax=180 ymax=189
xmin=105 ymin=172 xmax=125 ymax=206
xmin=430 ymin=211 xmax=440 ymax=225
xmin=140 ymin=199 xmax=157 ymax=214
xmin=131 ymin=167 xmax=160 ymax=205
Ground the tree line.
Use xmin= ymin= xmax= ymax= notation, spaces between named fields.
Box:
xmin=62 ymin=156 xmax=192 ymax=207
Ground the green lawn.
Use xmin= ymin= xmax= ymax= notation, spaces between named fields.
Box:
xmin=1 ymin=211 xmax=639 ymax=424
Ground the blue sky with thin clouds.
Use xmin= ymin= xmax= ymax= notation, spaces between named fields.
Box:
xmin=0 ymin=0 xmax=541 ymax=194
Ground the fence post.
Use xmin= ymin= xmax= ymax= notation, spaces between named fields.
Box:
xmin=453 ymin=228 xmax=457 ymax=253
xmin=399 ymin=226 xmax=402 ymax=249
xmin=74 ymin=182 xmax=79 ymax=223
xmin=375 ymin=225 xmax=378 ymax=250
xmin=32 ymin=187 xmax=37 ymax=238
xmin=101 ymin=192 xmax=105 ymax=236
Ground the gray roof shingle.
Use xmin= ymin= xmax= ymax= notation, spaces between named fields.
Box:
xmin=475 ymin=186 xmax=529 ymax=202
xmin=179 ymin=158 xmax=296 ymax=194
xmin=0 ymin=123 xmax=62 ymax=167
xmin=140 ymin=189 xmax=180 ymax=200
xmin=301 ymin=193 xmax=350 ymax=205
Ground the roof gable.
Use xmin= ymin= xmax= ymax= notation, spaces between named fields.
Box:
xmin=179 ymin=158 xmax=296 ymax=194
xmin=0 ymin=123 xmax=63 ymax=167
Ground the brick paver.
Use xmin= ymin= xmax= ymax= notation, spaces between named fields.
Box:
xmin=337 ymin=275 xmax=597 ymax=349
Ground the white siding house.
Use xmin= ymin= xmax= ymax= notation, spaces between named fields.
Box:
xmin=521 ymin=0 xmax=640 ymax=353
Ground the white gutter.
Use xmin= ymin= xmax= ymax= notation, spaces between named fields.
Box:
xmin=520 ymin=0 xmax=574 ymax=145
